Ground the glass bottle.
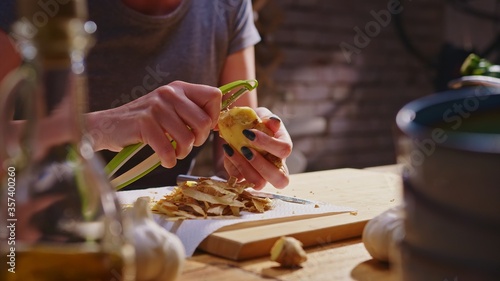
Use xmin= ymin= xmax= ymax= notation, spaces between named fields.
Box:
xmin=0 ymin=1 xmax=135 ymax=280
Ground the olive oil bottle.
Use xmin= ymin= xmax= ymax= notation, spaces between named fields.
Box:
xmin=0 ymin=1 xmax=134 ymax=280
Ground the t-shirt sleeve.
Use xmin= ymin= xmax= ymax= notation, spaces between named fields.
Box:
xmin=228 ymin=0 xmax=261 ymax=55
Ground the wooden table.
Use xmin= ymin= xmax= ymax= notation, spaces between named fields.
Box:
xmin=179 ymin=164 xmax=403 ymax=281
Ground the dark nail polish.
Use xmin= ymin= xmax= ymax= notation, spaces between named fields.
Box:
xmin=242 ymin=129 xmax=256 ymax=141
xmin=270 ymin=116 xmax=281 ymax=123
xmin=241 ymin=146 xmax=253 ymax=160
xmin=222 ymin=144 xmax=234 ymax=156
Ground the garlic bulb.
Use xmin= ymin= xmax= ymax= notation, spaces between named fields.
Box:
xmin=127 ymin=196 xmax=185 ymax=281
xmin=362 ymin=205 xmax=405 ymax=263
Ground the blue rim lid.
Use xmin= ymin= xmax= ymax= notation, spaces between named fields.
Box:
xmin=396 ymin=86 xmax=500 ymax=153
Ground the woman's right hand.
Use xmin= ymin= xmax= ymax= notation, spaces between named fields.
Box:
xmin=87 ymin=81 xmax=222 ymax=168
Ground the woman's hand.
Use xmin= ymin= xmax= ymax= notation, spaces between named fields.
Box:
xmin=87 ymin=81 xmax=222 ymax=168
xmin=221 ymin=107 xmax=292 ymax=190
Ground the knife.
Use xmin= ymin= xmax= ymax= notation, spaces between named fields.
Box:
xmin=176 ymin=174 xmax=315 ymax=205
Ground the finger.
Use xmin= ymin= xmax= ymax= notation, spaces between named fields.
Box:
xmin=223 ymin=156 xmax=242 ymax=180
xmin=240 ymin=146 xmax=289 ymax=189
xmin=222 ymin=144 xmax=267 ymax=189
xmin=137 ymin=96 xmax=194 ymax=160
xmin=263 ymin=117 xmax=292 ymax=144
xmin=170 ymin=81 xmax=222 ymax=128
xmin=242 ymin=129 xmax=292 ymax=159
xmin=155 ymin=85 xmax=212 ymax=148
xmin=254 ymin=108 xmax=293 ymax=158
xmin=161 ymin=119 xmax=194 ymax=160
xmin=139 ymin=114 xmax=177 ymax=168
xmin=222 ymin=144 xmax=240 ymax=177
xmin=173 ymin=101 xmax=213 ymax=147
xmin=261 ymin=116 xmax=282 ymax=134
xmin=164 ymin=83 xmax=221 ymax=146
xmin=254 ymin=108 xmax=285 ymax=132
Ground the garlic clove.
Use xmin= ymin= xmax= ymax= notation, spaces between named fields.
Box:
xmin=362 ymin=204 xmax=405 ymax=263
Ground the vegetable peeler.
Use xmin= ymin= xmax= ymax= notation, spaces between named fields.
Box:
xmin=105 ymin=79 xmax=259 ymax=190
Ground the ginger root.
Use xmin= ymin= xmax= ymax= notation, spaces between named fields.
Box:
xmin=270 ymin=236 xmax=307 ymax=268
xmin=218 ymin=106 xmax=282 ymax=168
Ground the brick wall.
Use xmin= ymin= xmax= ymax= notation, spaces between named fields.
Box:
xmin=193 ymin=0 xmax=446 ymax=175
xmin=254 ymin=0 xmax=445 ymax=172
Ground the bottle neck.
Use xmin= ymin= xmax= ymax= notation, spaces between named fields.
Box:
xmin=14 ymin=0 xmax=94 ymax=159
xmin=38 ymin=67 xmax=85 ymax=147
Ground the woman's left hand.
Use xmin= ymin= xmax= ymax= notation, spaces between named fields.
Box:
xmin=222 ymin=107 xmax=292 ymax=190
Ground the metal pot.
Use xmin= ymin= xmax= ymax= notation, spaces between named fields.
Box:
xmin=395 ymin=85 xmax=500 ymax=280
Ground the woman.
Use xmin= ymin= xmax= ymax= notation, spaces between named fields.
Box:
xmin=0 ymin=0 xmax=292 ymax=190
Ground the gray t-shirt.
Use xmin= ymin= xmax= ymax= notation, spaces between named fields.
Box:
xmin=1 ymin=0 xmax=261 ymax=189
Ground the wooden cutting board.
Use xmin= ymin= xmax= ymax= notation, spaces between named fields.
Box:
xmin=198 ymin=168 xmax=402 ymax=260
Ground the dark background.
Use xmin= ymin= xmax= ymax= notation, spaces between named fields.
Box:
xmin=194 ymin=0 xmax=500 ymax=175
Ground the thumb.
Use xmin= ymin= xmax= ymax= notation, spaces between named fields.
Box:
xmin=262 ymin=116 xmax=282 ymax=134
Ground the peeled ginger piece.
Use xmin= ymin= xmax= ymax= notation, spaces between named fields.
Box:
xmin=270 ymin=236 xmax=307 ymax=268
xmin=218 ymin=106 xmax=282 ymax=168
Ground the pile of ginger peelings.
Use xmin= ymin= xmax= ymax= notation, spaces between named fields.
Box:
xmin=152 ymin=177 xmax=273 ymax=219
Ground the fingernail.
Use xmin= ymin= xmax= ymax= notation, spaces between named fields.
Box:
xmin=222 ymin=144 xmax=234 ymax=156
xmin=242 ymin=129 xmax=256 ymax=141
xmin=270 ymin=116 xmax=281 ymax=123
xmin=241 ymin=146 xmax=253 ymax=160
